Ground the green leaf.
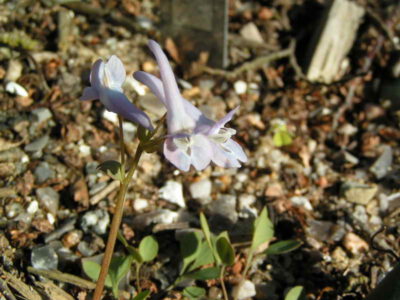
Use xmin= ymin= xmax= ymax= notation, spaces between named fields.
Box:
xmin=97 ymin=160 xmax=124 ymax=181
xmin=216 ymin=236 xmax=235 ymax=266
xmin=189 ymin=240 xmax=215 ymax=272
xmin=139 ymin=235 xmax=159 ymax=262
xmin=266 ymin=240 xmax=302 ymax=255
xmin=183 ymin=286 xmax=206 ymax=299
xmin=109 ymin=255 xmax=134 ymax=298
xmin=186 ymin=267 xmax=221 ymax=280
xmin=133 ymin=290 xmax=151 ymax=300
xmin=179 ymin=231 xmax=202 ymax=274
xmin=82 ymin=260 xmax=112 ymax=287
xmin=251 ymin=207 xmax=274 ymax=253
xmin=285 ymin=286 xmax=305 ymax=300
xmin=272 ymin=124 xmax=293 ymax=147
xmin=199 ymin=212 xmax=212 ymax=250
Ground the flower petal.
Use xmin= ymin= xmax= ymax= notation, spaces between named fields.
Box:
xmin=105 ymin=55 xmax=126 ymax=87
xmin=209 ymin=141 xmax=241 ymax=168
xmin=164 ymin=138 xmax=191 ymax=171
xmin=223 ymin=139 xmax=248 ymax=163
xmin=190 ymin=134 xmax=212 ymax=170
xmin=101 ymin=89 xmax=154 ymax=130
xmin=133 ymin=71 xmax=166 ymax=105
xmin=89 ymin=59 xmax=104 ymax=90
xmin=207 ymin=107 xmax=239 ymax=135
xmin=80 ymin=87 xmax=99 ymax=101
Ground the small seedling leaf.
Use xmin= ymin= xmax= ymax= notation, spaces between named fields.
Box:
xmin=285 ymin=286 xmax=305 ymax=300
xmin=109 ymin=255 xmax=134 ymax=298
xmin=97 ymin=160 xmax=124 ymax=181
xmin=179 ymin=231 xmax=202 ymax=274
xmin=139 ymin=235 xmax=159 ymax=262
xmin=266 ymin=240 xmax=302 ymax=255
xmin=216 ymin=236 xmax=235 ymax=266
xmin=273 ymin=129 xmax=293 ymax=147
xmin=133 ymin=290 xmax=151 ymax=300
xmin=183 ymin=286 xmax=206 ymax=299
xmin=189 ymin=240 xmax=215 ymax=272
xmin=186 ymin=267 xmax=221 ymax=280
xmin=199 ymin=212 xmax=212 ymax=250
xmin=82 ymin=260 xmax=112 ymax=287
xmin=251 ymin=207 xmax=274 ymax=253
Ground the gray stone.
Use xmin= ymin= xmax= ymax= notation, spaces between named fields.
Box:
xmin=342 ymin=182 xmax=378 ymax=205
xmin=290 ymin=196 xmax=313 ymax=211
xmin=36 ymin=187 xmax=60 ymax=215
xmin=80 ymin=209 xmax=110 ymax=235
xmin=31 ymin=245 xmax=58 ymax=270
xmin=34 ymin=161 xmax=55 ymax=183
xmin=32 ymin=108 xmax=52 ymax=124
xmin=85 ymin=162 xmax=99 ymax=175
xmin=208 ymin=194 xmax=238 ymax=225
xmin=24 ymin=135 xmax=49 ymax=152
xmin=189 ymin=179 xmax=212 ymax=200
xmin=45 ymin=217 xmax=77 ymax=243
xmin=370 ymin=146 xmax=393 ymax=179
xmin=159 ymin=180 xmax=185 ymax=207
xmin=89 ymin=181 xmax=108 ymax=196
xmin=131 ymin=209 xmax=179 ymax=230
xmin=5 ymin=202 xmax=24 ymax=219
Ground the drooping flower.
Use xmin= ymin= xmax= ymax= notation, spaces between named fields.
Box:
xmin=134 ymin=40 xmax=247 ymax=171
xmin=80 ymin=55 xmax=153 ymax=131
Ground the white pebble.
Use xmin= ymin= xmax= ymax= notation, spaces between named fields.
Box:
xmin=133 ymin=198 xmax=149 ymax=211
xmin=6 ymin=81 xmax=28 ymax=97
xmin=232 ymin=280 xmax=256 ymax=300
xmin=290 ymin=196 xmax=313 ymax=211
xmin=47 ymin=213 xmax=55 ymax=225
xmin=159 ymin=180 xmax=185 ymax=207
xmin=234 ymin=80 xmax=247 ymax=95
xmin=102 ymin=110 xmax=118 ymax=123
xmin=79 ymin=144 xmax=91 ymax=156
xmin=27 ymin=200 xmax=39 ymax=214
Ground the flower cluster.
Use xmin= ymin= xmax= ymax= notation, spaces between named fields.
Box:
xmin=81 ymin=40 xmax=247 ymax=171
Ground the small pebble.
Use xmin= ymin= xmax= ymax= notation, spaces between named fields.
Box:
xmin=32 ymin=108 xmax=52 ymax=124
xmin=80 ymin=209 xmax=110 ymax=235
xmin=343 ymin=232 xmax=369 ymax=254
xmin=159 ymin=180 xmax=185 ymax=208
xmin=6 ymin=81 xmax=28 ymax=97
xmin=25 ymin=135 xmax=49 ymax=152
xmin=36 ymin=187 xmax=60 ymax=215
xmin=102 ymin=110 xmax=118 ymax=123
xmin=133 ymin=198 xmax=149 ymax=211
xmin=34 ymin=161 xmax=54 ymax=183
xmin=290 ymin=196 xmax=313 ymax=211
xmin=62 ymin=230 xmax=83 ymax=248
xmin=232 ymin=280 xmax=256 ymax=300
xmin=189 ymin=179 xmax=212 ymax=199
xmin=31 ymin=245 xmax=58 ymax=270
xmin=27 ymin=200 xmax=39 ymax=214
xmin=234 ymin=80 xmax=247 ymax=95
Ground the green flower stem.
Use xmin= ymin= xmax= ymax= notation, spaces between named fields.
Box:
xmin=93 ymin=144 xmax=144 ymax=300
xmin=135 ymin=262 xmax=142 ymax=293
xmin=220 ymin=266 xmax=229 ymax=300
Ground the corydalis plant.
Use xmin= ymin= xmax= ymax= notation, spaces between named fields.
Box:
xmin=81 ymin=55 xmax=153 ymax=130
xmin=134 ymin=40 xmax=247 ymax=171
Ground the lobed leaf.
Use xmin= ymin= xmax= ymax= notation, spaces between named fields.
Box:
xmin=82 ymin=260 xmax=112 ymax=287
xmin=183 ymin=286 xmax=206 ymax=299
xmin=216 ymin=236 xmax=235 ymax=266
xmin=285 ymin=286 xmax=305 ymax=300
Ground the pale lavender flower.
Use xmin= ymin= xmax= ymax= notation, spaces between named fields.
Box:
xmin=134 ymin=40 xmax=247 ymax=171
xmin=80 ymin=55 xmax=153 ymax=130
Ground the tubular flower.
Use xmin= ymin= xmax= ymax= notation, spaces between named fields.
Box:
xmin=80 ymin=55 xmax=153 ymax=130
xmin=134 ymin=40 xmax=247 ymax=171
